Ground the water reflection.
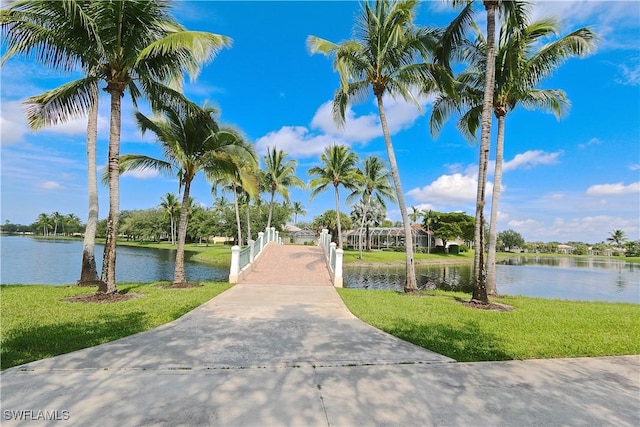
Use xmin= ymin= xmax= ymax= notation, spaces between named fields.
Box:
xmin=0 ymin=236 xmax=228 ymax=285
xmin=344 ymin=257 xmax=640 ymax=304
xmin=345 ymin=264 xmax=473 ymax=293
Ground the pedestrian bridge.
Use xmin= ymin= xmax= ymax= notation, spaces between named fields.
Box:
xmin=229 ymin=228 xmax=343 ymax=287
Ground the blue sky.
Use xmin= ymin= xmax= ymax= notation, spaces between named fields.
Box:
xmin=1 ymin=0 xmax=639 ymax=244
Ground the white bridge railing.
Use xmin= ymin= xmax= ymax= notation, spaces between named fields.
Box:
xmin=229 ymin=227 xmax=281 ymax=283
xmin=319 ymin=228 xmax=343 ymax=287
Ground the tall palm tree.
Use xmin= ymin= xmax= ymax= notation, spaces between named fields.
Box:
xmin=262 ymin=147 xmax=305 ymax=230
xmin=308 ymin=144 xmax=361 ymax=248
xmin=160 ymin=193 xmax=180 ymax=244
xmin=96 ymin=1 xmax=231 ymax=293
xmin=432 ymin=11 xmax=596 ymax=297
xmin=1 ymin=0 xmax=105 ymax=286
xmin=3 ymin=0 xmax=231 ymax=293
xmin=308 ymin=0 xmax=456 ymax=293
xmin=119 ymin=102 xmax=254 ymax=286
xmin=291 ymin=202 xmax=306 ymax=226
xmin=607 ymin=230 xmax=627 ymax=247
xmin=348 ymin=156 xmax=395 ymax=259
xmin=207 ymin=131 xmax=259 ymax=247
xmin=437 ymin=0 xmax=529 ymax=303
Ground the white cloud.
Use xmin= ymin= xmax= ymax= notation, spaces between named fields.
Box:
xmin=508 ymin=218 xmax=542 ymax=229
xmin=617 ymin=61 xmax=640 ymax=86
xmin=255 ymin=92 xmax=433 ymax=158
xmin=42 ymin=116 xmax=108 ymax=136
xmin=122 ymin=169 xmax=160 ymax=179
xmin=503 ymin=150 xmax=562 ymax=172
xmin=586 ymin=181 xmax=640 ymax=197
xmin=310 ymin=101 xmax=380 ymax=143
xmin=0 ymin=101 xmax=28 ymax=145
xmin=578 ymin=137 xmax=602 ymax=150
xmin=255 ymin=126 xmax=340 ymax=158
xmin=407 ymin=173 xmax=493 ymax=206
xmin=38 ymin=181 xmax=62 ymax=190
xmin=629 ymin=164 xmax=640 ymax=171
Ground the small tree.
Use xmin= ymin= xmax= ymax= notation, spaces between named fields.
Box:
xmin=497 ymin=229 xmax=524 ymax=252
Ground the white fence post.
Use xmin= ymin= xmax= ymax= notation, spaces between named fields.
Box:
xmin=229 ymin=245 xmax=240 ymax=283
xmin=334 ymin=248 xmax=343 ymax=288
xmin=258 ymin=231 xmax=264 ymax=252
xmin=248 ymin=239 xmax=255 ymax=263
xmin=270 ymin=227 xmax=275 ymax=243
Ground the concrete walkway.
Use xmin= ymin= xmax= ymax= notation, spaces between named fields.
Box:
xmin=1 ymin=245 xmax=639 ymax=426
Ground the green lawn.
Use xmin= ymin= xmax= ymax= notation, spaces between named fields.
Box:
xmin=114 ymin=240 xmax=232 ymax=266
xmin=337 ymin=288 xmax=640 ymax=362
xmin=0 ymin=282 xmax=231 ymax=370
xmin=343 ymin=249 xmax=474 ymax=264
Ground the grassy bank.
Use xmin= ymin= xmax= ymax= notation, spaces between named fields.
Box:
xmin=112 ymin=240 xmax=232 ymax=267
xmin=343 ymin=248 xmax=640 ymax=265
xmin=337 ymin=288 xmax=640 ymax=362
xmin=0 ymin=282 xmax=231 ymax=370
xmin=343 ymin=249 xmax=474 ymax=265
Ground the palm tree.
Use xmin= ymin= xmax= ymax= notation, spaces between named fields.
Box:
xmin=409 ymin=206 xmax=424 ymax=224
xmin=607 ymin=230 xmax=627 ymax=247
xmin=348 ymin=156 xmax=395 ymax=259
xmin=1 ymin=0 xmax=105 ymax=286
xmin=434 ymin=0 xmax=529 ymax=303
xmin=308 ymin=144 xmax=361 ymax=248
xmin=261 ymin=147 xmax=305 ymax=229
xmin=2 ymin=0 xmax=231 ymax=293
xmin=307 ymin=0 xmax=456 ymax=293
xmin=432 ymin=10 xmax=596 ymax=297
xmin=35 ymin=213 xmax=51 ymax=237
xmin=160 ymin=193 xmax=180 ymax=244
xmin=207 ymin=131 xmax=259 ymax=247
xmin=484 ymin=17 xmax=595 ymax=296
xmin=350 ymin=199 xmax=386 ymax=252
xmin=119 ymin=102 xmax=254 ymax=286
xmin=50 ymin=211 xmax=64 ymax=236
xmin=291 ymin=202 xmax=306 ymax=226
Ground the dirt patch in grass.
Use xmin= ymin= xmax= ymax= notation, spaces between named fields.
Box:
xmin=462 ymin=300 xmax=514 ymax=312
xmin=159 ymin=282 xmax=204 ymax=289
xmin=64 ymin=292 xmax=144 ymax=304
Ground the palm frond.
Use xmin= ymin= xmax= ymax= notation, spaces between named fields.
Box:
xmin=23 ymin=76 xmax=97 ymax=129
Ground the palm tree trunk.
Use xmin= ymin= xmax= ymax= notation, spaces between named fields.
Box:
xmin=471 ymin=0 xmax=497 ymax=305
xmin=486 ymin=113 xmax=505 ymax=297
xmin=358 ymin=193 xmax=371 ymax=259
xmin=375 ymin=94 xmax=417 ymax=293
xmin=174 ymin=178 xmax=192 ymax=285
xmin=246 ymin=199 xmax=252 ymax=242
xmin=233 ymin=184 xmax=242 ymax=247
xmin=334 ymin=185 xmax=343 ymax=248
xmin=366 ymin=222 xmax=371 ymax=251
xmin=266 ymin=191 xmax=275 ymax=229
xmin=99 ymin=86 xmax=123 ymax=294
xmin=170 ymin=214 xmax=175 ymax=245
xmin=78 ymin=86 xmax=102 ymax=286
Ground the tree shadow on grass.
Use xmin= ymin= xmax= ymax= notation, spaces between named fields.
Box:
xmin=384 ymin=319 xmax=514 ymax=362
xmin=1 ymin=311 xmax=146 ymax=370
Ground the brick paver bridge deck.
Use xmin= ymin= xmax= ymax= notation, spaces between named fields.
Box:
xmin=240 ymin=243 xmax=333 ymax=287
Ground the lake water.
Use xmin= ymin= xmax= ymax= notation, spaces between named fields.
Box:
xmin=344 ymin=256 xmax=640 ymax=304
xmin=2 ymin=237 xmax=638 ymax=303
xmin=0 ymin=236 xmax=228 ymax=285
